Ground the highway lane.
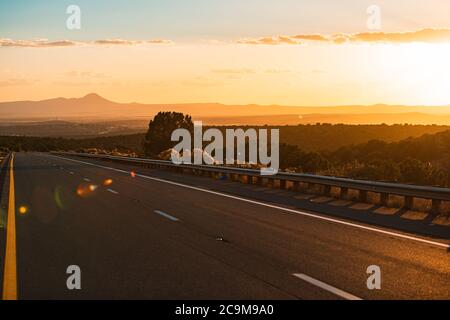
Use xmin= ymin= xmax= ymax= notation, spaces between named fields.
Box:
xmin=2 ymin=152 xmax=450 ymax=299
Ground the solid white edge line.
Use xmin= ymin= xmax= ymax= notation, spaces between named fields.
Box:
xmin=49 ymin=154 xmax=450 ymax=249
xmin=154 ymin=210 xmax=180 ymax=222
xmin=107 ymin=188 xmax=119 ymax=194
xmin=292 ymin=273 xmax=362 ymax=300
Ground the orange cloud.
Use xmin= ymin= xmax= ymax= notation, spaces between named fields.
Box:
xmin=93 ymin=39 xmax=140 ymax=45
xmin=292 ymin=34 xmax=328 ymax=41
xmin=0 ymin=38 xmax=173 ymax=48
xmin=146 ymin=40 xmax=173 ymax=44
xmin=237 ymin=28 xmax=450 ymax=45
xmin=93 ymin=39 xmax=173 ymax=45
xmin=237 ymin=36 xmax=302 ymax=45
xmin=350 ymin=29 xmax=450 ymax=43
xmin=0 ymin=39 xmax=77 ymax=47
xmin=211 ymin=68 xmax=257 ymax=74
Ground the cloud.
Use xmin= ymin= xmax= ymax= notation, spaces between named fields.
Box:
xmin=349 ymin=29 xmax=450 ymax=43
xmin=146 ymin=39 xmax=173 ymax=44
xmin=93 ymin=39 xmax=140 ymax=45
xmin=237 ymin=28 xmax=450 ymax=45
xmin=93 ymin=39 xmax=172 ymax=45
xmin=0 ymin=39 xmax=77 ymax=48
xmin=211 ymin=68 xmax=257 ymax=75
xmin=292 ymin=34 xmax=328 ymax=42
xmin=237 ymin=36 xmax=302 ymax=45
xmin=0 ymin=38 xmax=174 ymax=48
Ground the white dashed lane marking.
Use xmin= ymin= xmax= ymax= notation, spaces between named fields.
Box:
xmin=154 ymin=210 xmax=180 ymax=222
xmin=292 ymin=273 xmax=362 ymax=300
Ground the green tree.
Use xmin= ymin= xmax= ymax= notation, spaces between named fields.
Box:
xmin=143 ymin=112 xmax=193 ymax=157
xmin=300 ymin=152 xmax=331 ymax=173
xmin=399 ymin=158 xmax=430 ymax=185
xmin=279 ymin=143 xmax=304 ymax=170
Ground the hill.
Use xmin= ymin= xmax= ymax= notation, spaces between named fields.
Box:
xmin=1 ymin=93 xmax=450 ymax=125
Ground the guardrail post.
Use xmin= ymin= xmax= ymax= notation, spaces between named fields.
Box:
xmin=305 ymin=183 xmax=313 ymax=194
xmin=340 ymin=187 xmax=348 ymax=199
xmin=380 ymin=193 xmax=389 ymax=206
xmin=246 ymin=175 xmax=253 ymax=184
xmin=404 ymin=196 xmax=414 ymax=210
xmin=292 ymin=181 xmax=300 ymax=192
xmin=431 ymin=199 xmax=442 ymax=214
xmin=359 ymin=190 xmax=368 ymax=202
xmin=279 ymin=179 xmax=287 ymax=190
xmin=256 ymin=176 xmax=263 ymax=185
xmin=323 ymin=185 xmax=331 ymax=196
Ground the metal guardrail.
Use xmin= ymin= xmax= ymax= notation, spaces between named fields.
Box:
xmin=54 ymin=152 xmax=450 ymax=206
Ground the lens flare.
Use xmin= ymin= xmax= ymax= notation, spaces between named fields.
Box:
xmin=54 ymin=185 xmax=71 ymax=210
xmin=19 ymin=205 xmax=28 ymax=215
xmin=103 ymin=178 xmax=113 ymax=186
xmin=76 ymin=186 xmax=85 ymax=196
xmin=130 ymin=171 xmax=136 ymax=178
xmin=76 ymin=184 xmax=98 ymax=197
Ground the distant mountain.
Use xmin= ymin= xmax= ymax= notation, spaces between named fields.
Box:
xmin=1 ymin=93 xmax=450 ymax=125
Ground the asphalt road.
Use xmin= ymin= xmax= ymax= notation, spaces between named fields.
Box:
xmin=1 ymin=152 xmax=449 ymax=299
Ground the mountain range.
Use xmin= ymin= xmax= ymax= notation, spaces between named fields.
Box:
xmin=1 ymin=93 xmax=450 ymax=125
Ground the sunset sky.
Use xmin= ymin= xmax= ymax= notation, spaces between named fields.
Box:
xmin=1 ymin=0 xmax=450 ymax=106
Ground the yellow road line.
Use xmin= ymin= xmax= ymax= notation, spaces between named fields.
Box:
xmin=2 ymin=153 xmax=17 ymax=300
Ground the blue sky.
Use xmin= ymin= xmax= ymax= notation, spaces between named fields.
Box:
xmin=1 ymin=0 xmax=450 ymax=41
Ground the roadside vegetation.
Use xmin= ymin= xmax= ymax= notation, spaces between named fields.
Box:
xmin=1 ymin=112 xmax=449 ymax=187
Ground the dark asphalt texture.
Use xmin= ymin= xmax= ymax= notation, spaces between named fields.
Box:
xmin=2 ymin=152 xmax=449 ymax=299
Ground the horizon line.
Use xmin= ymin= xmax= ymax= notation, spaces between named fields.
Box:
xmin=1 ymin=93 xmax=449 ymax=108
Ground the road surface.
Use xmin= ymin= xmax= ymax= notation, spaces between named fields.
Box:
xmin=1 ymin=152 xmax=449 ymax=299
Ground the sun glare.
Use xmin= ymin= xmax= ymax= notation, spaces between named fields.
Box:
xmin=375 ymin=43 xmax=450 ymax=106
